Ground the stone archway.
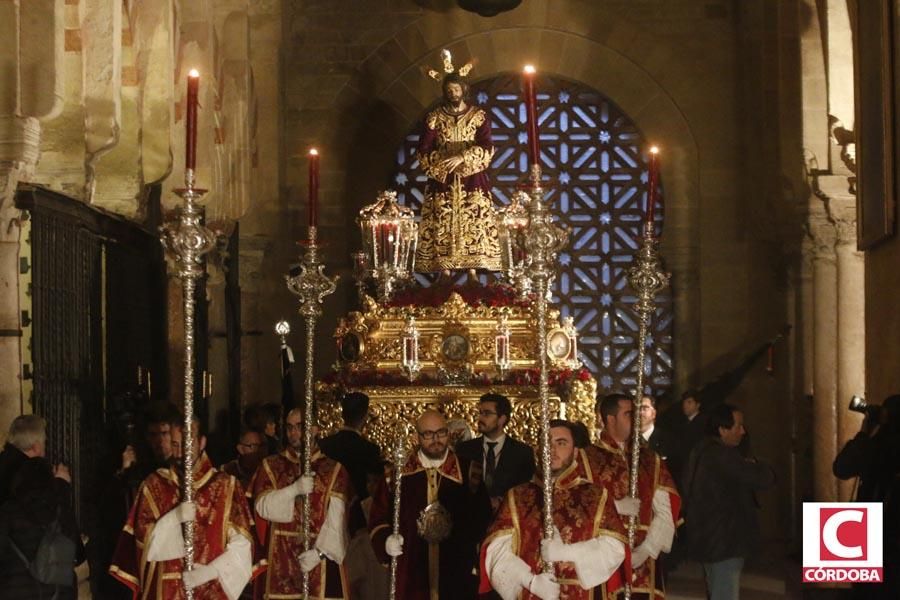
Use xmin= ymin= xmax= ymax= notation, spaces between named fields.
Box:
xmin=327 ymin=20 xmax=702 ymax=391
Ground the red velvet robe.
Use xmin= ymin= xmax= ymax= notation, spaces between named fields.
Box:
xmin=369 ymin=449 xmax=491 ymax=600
xmin=584 ymin=433 xmax=682 ymax=599
xmin=109 ymin=453 xmax=255 ymax=600
xmin=480 ymin=449 xmax=627 ymax=600
xmin=249 ymin=448 xmax=351 ymax=600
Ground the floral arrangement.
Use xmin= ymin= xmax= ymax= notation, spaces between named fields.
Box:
xmin=322 ymin=365 xmax=592 ymax=391
xmin=386 ymin=281 xmax=533 ymax=309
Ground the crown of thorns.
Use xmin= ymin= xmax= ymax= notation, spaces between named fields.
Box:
xmin=427 ymin=49 xmax=473 ymax=81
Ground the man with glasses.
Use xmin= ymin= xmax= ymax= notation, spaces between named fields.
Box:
xmin=250 ymin=408 xmax=352 ymax=599
xmin=222 ymin=428 xmax=266 ymax=489
xmin=457 ymin=393 xmax=535 ymax=508
xmin=369 ymin=409 xmax=491 ymax=599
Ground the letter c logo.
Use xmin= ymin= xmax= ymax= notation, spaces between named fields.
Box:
xmin=822 ymin=510 xmax=864 ymax=559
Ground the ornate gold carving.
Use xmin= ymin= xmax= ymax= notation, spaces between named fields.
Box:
xmin=316 ymin=381 xmax=597 ymax=456
xmin=416 ymin=186 xmax=501 ymax=272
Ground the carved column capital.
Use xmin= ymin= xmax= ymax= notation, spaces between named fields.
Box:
xmin=0 ymin=116 xmax=42 ymax=242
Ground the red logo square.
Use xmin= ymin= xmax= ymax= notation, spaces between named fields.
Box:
xmin=819 ymin=507 xmax=868 ymax=562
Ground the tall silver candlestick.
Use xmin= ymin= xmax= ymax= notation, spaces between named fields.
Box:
xmin=522 ymin=164 xmax=568 ymax=572
xmin=624 ymin=223 xmax=670 ymax=599
xmin=160 ymin=169 xmax=217 ymax=599
xmin=285 ymin=225 xmax=338 ymax=599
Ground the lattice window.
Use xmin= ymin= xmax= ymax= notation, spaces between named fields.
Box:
xmin=391 ymin=74 xmax=673 ymax=396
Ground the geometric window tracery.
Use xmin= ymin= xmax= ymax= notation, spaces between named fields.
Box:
xmin=390 ymin=74 xmax=673 ymax=396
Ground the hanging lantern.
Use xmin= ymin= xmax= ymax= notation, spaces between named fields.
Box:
xmin=401 ymin=314 xmax=421 ymax=382
xmin=357 ymin=191 xmax=418 ymax=302
xmin=497 ymin=191 xmax=531 ymax=297
xmin=457 ymin=0 xmax=522 ymax=17
xmin=494 ymin=313 xmax=512 ymax=379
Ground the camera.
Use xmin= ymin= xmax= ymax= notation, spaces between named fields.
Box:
xmin=848 ymin=395 xmax=882 ymax=420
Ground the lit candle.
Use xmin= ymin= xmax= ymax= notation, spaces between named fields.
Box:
xmin=308 ymin=148 xmax=319 ymax=228
xmin=185 ymin=69 xmax=200 ymax=172
xmin=523 ymin=65 xmax=540 ymax=167
xmin=646 ymin=146 xmax=660 ymax=235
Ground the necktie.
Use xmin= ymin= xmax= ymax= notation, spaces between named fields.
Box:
xmin=485 ymin=441 xmax=497 ymax=494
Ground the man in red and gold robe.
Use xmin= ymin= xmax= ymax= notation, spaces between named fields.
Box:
xmin=250 ymin=408 xmax=352 ymax=600
xmin=109 ymin=417 xmax=256 ymax=599
xmin=369 ymin=409 xmax=491 ymax=600
xmin=586 ymin=394 xmax=681 ymax=600
xmin=481 ymin=419 xmax=627 ymax=600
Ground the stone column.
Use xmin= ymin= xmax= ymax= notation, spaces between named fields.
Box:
xmin=809 ymin=212 xmax=839 ymax=502
xmin=828 ymin=190 xmax=865 ymax=501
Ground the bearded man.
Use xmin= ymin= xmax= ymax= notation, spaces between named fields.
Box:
xmin=415 ymin=64 xmax=501 ymax=275
xmin=585 ymin=394 xmax=681 ymax=599
xmin=369 ymin=409 xmax=491 ymax=599
xmin=482 ymin=419 xmax=626 ymax=600
xmin=250 ymin=408 xmax=351 ymax=599
xmin=109 ymin=415 xmax=255 ymax=599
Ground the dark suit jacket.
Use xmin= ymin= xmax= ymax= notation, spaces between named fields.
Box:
xmin=318 ymin=429 xmax=383 ymax=501
xmin=456 ymin=434 xmax=535 ymax=498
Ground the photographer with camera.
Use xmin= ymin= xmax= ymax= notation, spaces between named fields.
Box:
xmin=833 ymin=394 xmax=900 ymax=598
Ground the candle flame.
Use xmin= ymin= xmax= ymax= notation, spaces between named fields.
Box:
xmin=649 ymin=146 xmax=659 ymax=154
xmin=523 ymin=65 xmax=536 ymax=75
xmin=309 ymin=148 xmax=319 ymax=156
xmin=189 ymin=69 xmax=200 ymax=78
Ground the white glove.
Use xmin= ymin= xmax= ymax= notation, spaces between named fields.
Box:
xmin=182 ymin=563 xmax=217 ymax=590
xmin=615 ymin=497 xmax=640 ymax=517
xmin=540 ymin=528 xmax=576 ymax=563
xmin=631 ymin=544 xmax=650 ymax=569
xmin=385 ymin=534 xmax=404 ymax=557
xmin=291 ymin=475 xmax=315 ymax=496
xmin=299 ymin=549 xmax=322 ymax=573
xmin=174 ymin=501 xmax=196 ymax=523
xmin=528 ymin=572 xmax=560 ymax=600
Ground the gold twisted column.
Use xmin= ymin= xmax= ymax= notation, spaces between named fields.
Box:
xmin=624 ymin=225 xmax=670 ymax=599
xmin=285 ymin=225 xmax=338 ymax=599
xmin=389 ymin=423 xmax=411 ymax=600
xmin=160 ymin=170 xmax=217 ymax=599
xmin=522 ymin=164 xmax=568 ymax=571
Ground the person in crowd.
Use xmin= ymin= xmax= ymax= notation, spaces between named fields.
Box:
xmin=369 ymin=409 xmax=491 ymax=599
xmin=221 ymin=428 xmax=267 ymax=490
xmin=244 ymin=403 xmax=281 ymax=456
xmin=681 ymin=402 xmax=775 ymax=600
xmin=0 ymin=416 xmax=84 ymax=600
xmin=90 ymin=402 xmax=181 ymax=599
xmin=1 ymin=414 xmax=67 ymax=505
xmin=109 ymin=415 xmax=255 ymax=599
xmin=833 ymin=394 xmax=900 ymax=599
xmin=482 ymin=419 xmax=626 ymax=600
xmin=317 ymin=392 xmax=387 ymax=599
xmin=250 ymin=407 xmax=351 ymax=599
xmin=586 ymin=393 xmax=680 ymax=598
xmin=457 ymin=393 xmax=535 ymax=508
xmin=640 ymin=394 xmax=670 ymax=459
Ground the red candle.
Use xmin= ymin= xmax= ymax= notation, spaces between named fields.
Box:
xmin=185 ymin=69 xmax=199 ymax=171
xmin=308 ymin=148 xmax=319 ymax=227
xmin=523 ymin=65 xmax=540 ymax=167
xmin=646 ymin=146 xmax=660 ymax=235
